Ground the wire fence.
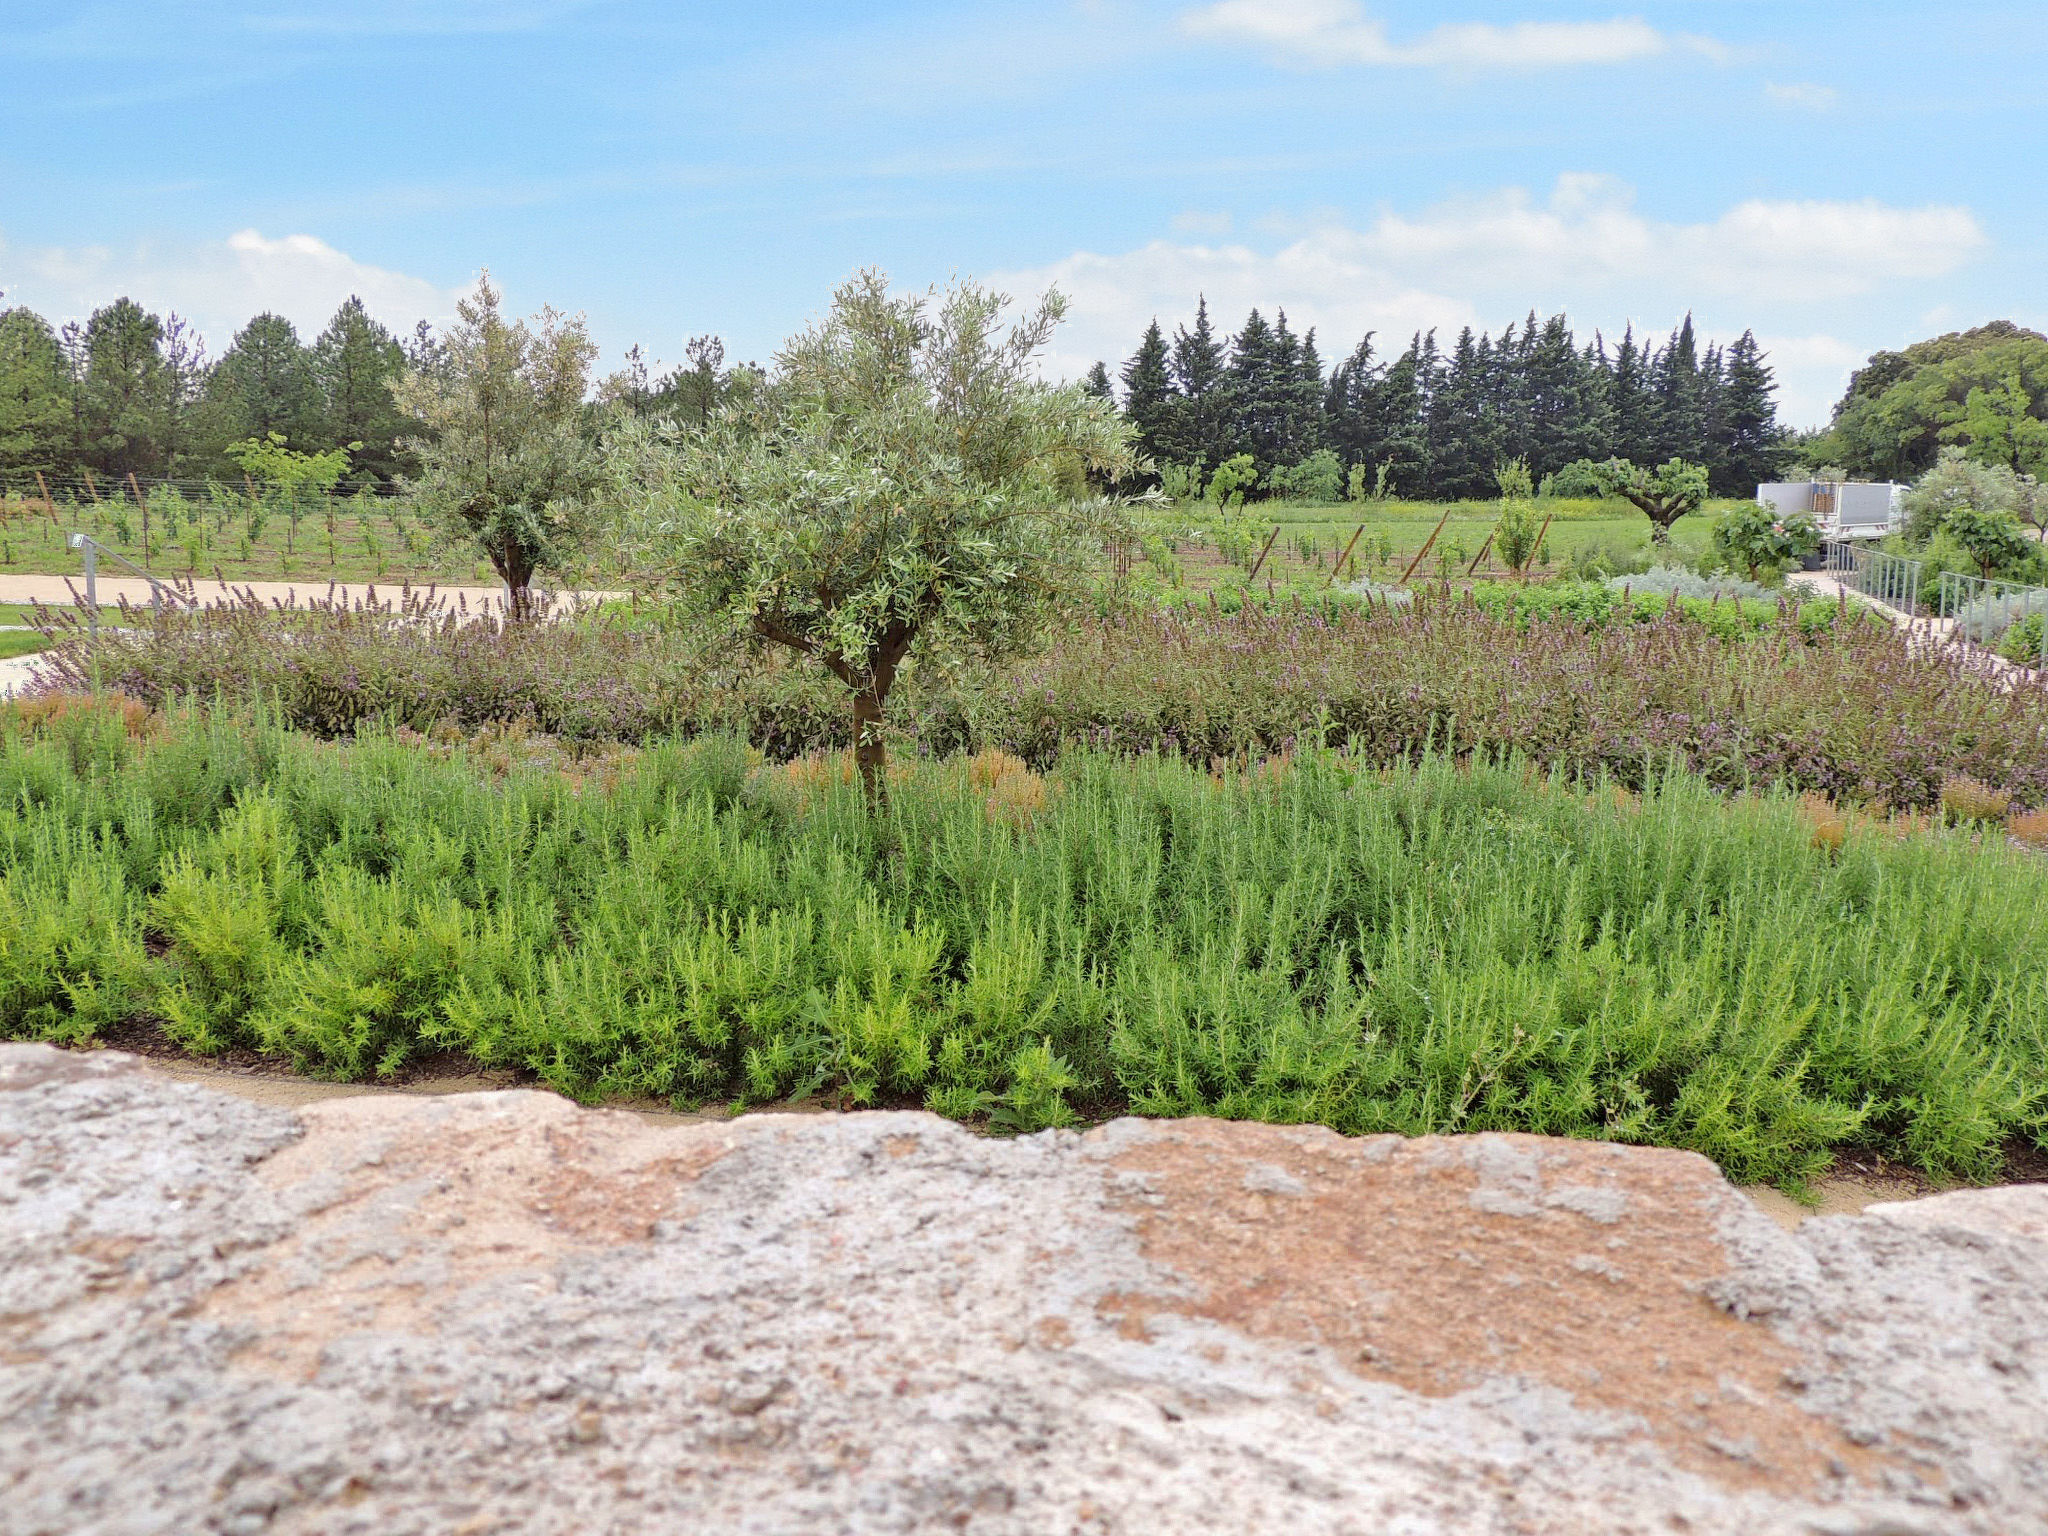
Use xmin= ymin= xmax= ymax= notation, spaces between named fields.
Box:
xmin=0 ymin=469 xmax=399 ymax=506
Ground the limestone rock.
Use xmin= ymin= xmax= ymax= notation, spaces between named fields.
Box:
xmin=2 ymin=1042 xmax=2044 ymax=1535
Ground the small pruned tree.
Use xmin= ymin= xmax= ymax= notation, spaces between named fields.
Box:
xmin=1900 ymin=446 xmax=2021 ymax=546
xmin=600 ymin=270 xmax=1137 ymax=797
xmin=1711 ymin=501 xmax=1820 ymax=582
xmin=1943 ymin=505 xmax=2036 ymax=580
xmin=1493 ymin=457 xmax=1540 ymax=575
xmin=1588 ymin=457 xmax=1711 ymax=544
xmin=226 ymin=431 xmax=354 ymax=497
xmin=1207 ymin=453 xmax=1257 ymax=507
xmin=391 ymin=274 xmax=599 ymax=619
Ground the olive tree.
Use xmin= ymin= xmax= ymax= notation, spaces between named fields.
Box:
xmin=601 ymin=270 xmax=1137 ymax=795
xmin=391 ymin=275 xmax=598 ymax=619
xmin=1588 ymin=457 xmax=1711 ymax=544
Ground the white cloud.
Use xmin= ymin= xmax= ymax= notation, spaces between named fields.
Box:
xmin=1179 ymin=0 xmax=1716 ymax=70
xmin=994 ymin=177 xmax=1986 ymax=426
xmin=1765 ymin=81 xmax=1838 ymax=110
xmin=0 ymin=228 xmax=455 ymax=353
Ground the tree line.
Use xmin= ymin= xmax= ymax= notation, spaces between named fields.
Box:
xmin=1097 ymin=300 xmax=1785 ymax=499
xmin=0 ymin=290 xmax=751 ymax=493
xmin=1808 ymin=321 xmax=2048 ymax=483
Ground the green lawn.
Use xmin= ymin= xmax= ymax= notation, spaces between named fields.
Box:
xmin=1136 ymin=496 xmax=1744 ymax=592
xmin=1 ymin=492 xmax=493 ymax=587
xmin=0 ymin=631 xmax=49 ymax=659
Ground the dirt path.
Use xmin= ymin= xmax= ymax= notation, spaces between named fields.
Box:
xmin=130 ymin=1052 xmax=1937 ymax=1230
xmin=0 ymin=573 xmax=624 ymax=614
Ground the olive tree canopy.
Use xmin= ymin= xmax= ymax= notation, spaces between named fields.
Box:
xmin=392 ymin=275 xmax=597 ymax=618
xmin=602 ymin=270 xmax=1138 ymax=792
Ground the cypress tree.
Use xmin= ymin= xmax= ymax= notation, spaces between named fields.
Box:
xmin=1523 ymin=313 xmax=1605 ymax=476
xmin=1119 ymin=321 xmax=1177 ymax=470
xmin=1606 ymin=325 xmax=1654 ymax=463
xmin=1428 ymin=327 xmax=1498 ymax=498
xmin=1324 ymin=333 xmax=1378 ymax=469
xmin=1715 ymin=331 xmax=1783 ymax=493
xmin=1224 ymin=307 xmax=1278 ymax=473
xmin=1649 ymin=315 xmax=1708 ymax=465
xmin=1167 ymin=297 xmax=1227 ymax=471
xmin=1287 ymin=319 xmax=1328 ymax=464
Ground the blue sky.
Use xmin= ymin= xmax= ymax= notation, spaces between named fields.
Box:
xmin=3 ymin=0 xmax=2043 ymax=425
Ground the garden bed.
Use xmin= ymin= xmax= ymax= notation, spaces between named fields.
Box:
xmin=27 ymin=587 xmax=2048 ymax=807
xmin=4 ymin=700 xmax=2043 ymax=1188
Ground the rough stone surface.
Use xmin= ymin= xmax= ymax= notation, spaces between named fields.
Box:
xmin=3 ymin=1044 xmax=2045 ymax=1535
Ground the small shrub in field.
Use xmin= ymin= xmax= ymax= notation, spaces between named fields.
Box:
xmin=966 ymin=748 xmax=1031 ymax=790
xmin=2008 ymin=807 xmax=2048 ymax=849
xmin=1941 ymin=776 xmax=2013 ymax=826
xmin=1799 ymin=793 xmax=1847 ymax=854
xmin=1607 ymin=565 xmax=1775 ymax=602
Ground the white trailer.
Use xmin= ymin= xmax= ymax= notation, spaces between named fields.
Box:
xmin=1757 ymin=480 xmax=1902 ymax=541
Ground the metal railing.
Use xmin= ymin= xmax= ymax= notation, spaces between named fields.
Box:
xmin=66 ymin=532 xmax=198 ymax=644
xmin=1937 ymin=567 xmax=2048 ymax=671
xmin=1822 ymin=539 xmax=1922 ymax=616
xmin=1821 ymin=538 xmax=2048 ymax=673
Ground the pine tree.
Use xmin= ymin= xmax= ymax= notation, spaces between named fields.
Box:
xmin=1082 ymin=361 xmax=1113 ymax=400
xmin=208 ymin=313 xmax=322 ymax=461
xmin=158 ymin=314 xmax=210 ymax=478
xmin=79 ymin=298 xmax=168 ymax=477
xmin=1119 ymin=320 xmax=1177 ymax=470
xmin=0 ymin=307 xmax=73 ymax=476
xmin=312 ymin=296 xmax=409 ymax=485
xmin=1166 ymin=297 xmax=1226 ymax=470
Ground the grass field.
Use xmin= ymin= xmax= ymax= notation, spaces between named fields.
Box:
xmin=1123 ymin=495 xmax=1749 ymax=599
xmin=2 ymin=490 xmax=1748 ymax=593
xmin=0 ymin=492 xmax=495 ymax=587
xmin=0 ymin=631 xmax=48 ymax=659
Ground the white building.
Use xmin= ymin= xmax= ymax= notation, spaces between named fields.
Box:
xmin=1756 ymin=480 xmax=1902 ymax=541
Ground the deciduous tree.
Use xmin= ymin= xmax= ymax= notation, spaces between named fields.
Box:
xmin=1588 ymin=457 xmax=1710 ymax=543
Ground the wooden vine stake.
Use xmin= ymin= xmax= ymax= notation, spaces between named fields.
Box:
xmin=1245 ymin=524 xmax=1281 ymax=582
xmin=1464 ymin=528 xmax=1497 ymax=578
xmin=1327 ymin=523 xmax=1366 ymax=587
xmin=1397 ymin=508 xmax=1453 ymax=585
xmin=1518 ymin=513 xmax=1554 ymax=580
